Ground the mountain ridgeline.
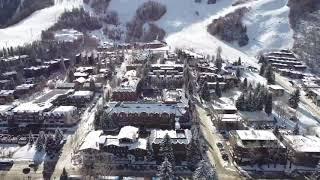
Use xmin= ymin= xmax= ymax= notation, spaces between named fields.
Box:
xmin=0 ymin=0 xmax=54 ymax=28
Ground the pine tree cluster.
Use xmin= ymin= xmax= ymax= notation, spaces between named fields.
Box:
xmin=35 ymin=129 xmax=64 ymax=153
xmin=159 ymin=134 xmax=175 ymax=166
xmin=289 ymin=89 xmax=300 ymax=109
xmin=236 ymin=82 xmax=272 ymax=114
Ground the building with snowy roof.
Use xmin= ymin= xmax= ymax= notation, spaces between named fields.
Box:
xmin=112 ymin=75 xmax=140 ymax=101
xmin=282 ymin=135 xmax=320 ymax=167
xmin=43 ymin=106 xmax=79 ymax=127
xmin=0 ymin=90 xmax=15 ymax=104
xmin=0 ymin=105 xmax=15 ymax=127
xmin=229 ymin=130 xmax=286 ymax=164
xmin=264 ymin=50 xmax=307 ymax=73
xmin=100 ymin=126 xmax=148 ymax=162
xmin=66 ymin=91 xmax=94 ymax=107
xmin=103 ymin=102 xmax=191 ymax=129
xmin=146 ymin=64 xmax=184 ymax=89
xmin=5 ymin=89 xmax=73 ymax=127
xmin=149 ymin=129 xmax=192 ymax=161
xmin=268 ymin=85 xmax=285 ymax=97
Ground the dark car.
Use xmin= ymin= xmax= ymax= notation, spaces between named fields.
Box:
xmin=216 ymin=142 xmax=223 ymax=149
xmin=222 ymin=153 xmax=229 ymax=161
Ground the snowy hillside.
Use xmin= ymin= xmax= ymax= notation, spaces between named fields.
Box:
xmin=0 ymin=0 xmax=81 ymax=48
xmin=166 ymin=0 xmax=293 ymax=62
xmin=0 ymin=0 xmax=294 ymax=59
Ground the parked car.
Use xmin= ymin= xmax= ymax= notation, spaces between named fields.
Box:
xmin=216 ymin=142 xmax=223 ymax=149
xmin=222 ymin=153 xmax=229 ymax=161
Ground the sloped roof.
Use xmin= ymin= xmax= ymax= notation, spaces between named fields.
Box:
xmin=149 ymin=129 xmax=192 ymax=145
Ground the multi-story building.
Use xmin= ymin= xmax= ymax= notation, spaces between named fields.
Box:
xmin=100 ymin=126 xmax=148 ymax=161
xmin=282 ymin=135 xmax=320 ymax=167
xmin=149 ymin=129 xmax=192 ymax=162
xmin=229 ymin=130 xmax=286 ymax=165
xmin=103 ymin=102 xmax=191 ymax=129
xmin=147 ymin=64 xmax=184 ymax=89
xmin=43 ymin=106 xmax=79 ymax=128
xmin=264 ymin=50 xmax=307 ymax=72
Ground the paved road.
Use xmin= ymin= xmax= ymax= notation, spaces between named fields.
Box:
xmin=195 ymin=105 xmax=246 ymax=180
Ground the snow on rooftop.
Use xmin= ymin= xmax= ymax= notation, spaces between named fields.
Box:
xmin=74 ymin=77 xmax=87 ymax=84
xmin=284 ymin=135 xmax=320 ymax=153
xmin=268 ymin=84 xmax=284 ymax=90
xmin=236 ymin=130 xmax=277 ymax=141
xmin=52 ymin=106 xmax=77 ymax=114
xmin=13 ymin=102 xmax=53 ymax=113
xmin=0 ymin=105 xmax=14 ymax=113
xmin=54 ymin=29 xmax=83 ymax=42
xmin=118 ymin=126 xmax=139 ymax=140
xmin=150 ymin=129 xmax=192 ymax=145
xmin=72 ymin=91 xmax=93 ymax=97
xmin=0 ymin=0 xmax=83 ymax=48
xmin=79 ymin=130 xmax=103 ymax=151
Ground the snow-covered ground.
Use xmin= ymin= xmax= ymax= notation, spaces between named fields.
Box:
xmin=54 ymin=29 xmax=83 ymax=42
xmin=0 ymin=0 xmax=294 ymax=58
xmin=166 ymin=0 xmax=293 ymax=63
xmin=240 ymin=0 xmax=293 ymax=55
xmin=0 ymin=0 xmax=82 ymax=48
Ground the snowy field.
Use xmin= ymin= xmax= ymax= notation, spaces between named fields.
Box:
xmin=0 ymin=0 xmax=293 ymax=59
xmin=0 ymin=0 xmax=82 ymax=48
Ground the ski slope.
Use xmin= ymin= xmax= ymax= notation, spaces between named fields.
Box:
xmin=109 ymin=0 xmax=293 ymax=64
xmin=166 ymin=0 xmax=293 ymax=63
xmin=0 ymin=0 xmax=82 ymax=48
xmin=0 ymin=0 xmax=294 ymax=58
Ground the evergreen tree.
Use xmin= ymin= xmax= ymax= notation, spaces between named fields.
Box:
xmin=289 ymin=89 xmax=300 ymax=109
xmin=258 ymin=55 xmax=265 ymax=64
xmin=259 ymin=63 xmax=266 ymax=76
xmin=247 ymin=92 xmax=254 ymax=111
xmin=35 ymin=131 xmax=46 ymax=152
xmin=54 ymin=128 xmax=64 ymax=145
xmin=186 ymin=138 xmax=202 ymax=170
xmin=273 ymin=125 xmax=280 ymax=136
xmin=157 ymin=157 xmax=174 ymax=180
xmin=67 ymin=69 xmax=74 ymax=82
xmin=89 ymin=78 xmax=95 ymax=92
xmin=188 ymin=82 xmax=194 ymax=95
xmin=311 ymin=161 xmax=320 ymax=180
xmin=293 ymin=123 xmax=300 ymax=135
xmin=215 ymin=81 xmax=222 ymax=98
xmin=45 ymin=134 xmax=55 ymax=153
xmin=215 ymin=47 xmax=223 ymax=72
xmin=241 ymin=78 xmax=248 ymax=90
xmin=201 ymin=82 xmax=211 ymax=102
xmin=193 ymin=160 xmax=217 ymax=180
xmin=256 ymin=91 xmax=265 ymax=111
xmin=237 ymin=57 xmax=242 ymax=66
xmin=28 ymin=131 xmax=34 ymax=145
xmin=136 ymin=80 xmax=143 ymax=97
xmin=60 ymin=57 xmax=67 ymax=72
xmin=236 ymin=93 xmax=245 ymax=111
xmin=264 ymin=65 xmax=275 ymax=84
xmin=159 ymin=134 xmax=175 ymax=165
xmin=236 ymin=68 xmax=241 ymax=79
xmin=146 ymin=141 xmax=154 ymax=161
xmin=265 ymin=93 xmax=273 ymax=115
xmin=60 ymin=167 xmax=68 ymax=180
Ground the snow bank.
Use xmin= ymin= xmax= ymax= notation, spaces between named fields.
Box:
xmin=0 ymin=0 xmax=82 ymax=48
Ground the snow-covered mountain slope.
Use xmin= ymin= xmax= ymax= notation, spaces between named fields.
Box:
xmin=166 ymin=0 xmax=293 ymax=63
xmin=241 ymin=0 xmax=293 ymax=55
xmin=0 ymin=0 xmax=293 ymax=60
xmin=109 ymin=0 xmax=293 ymax=63
xmin=0 ymin=0 xmax=82 ymax=48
